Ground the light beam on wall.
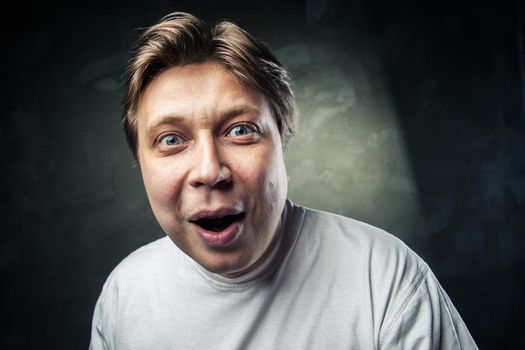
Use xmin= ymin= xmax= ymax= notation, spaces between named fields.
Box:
xmin=278 ymin=42 xmax=421 ymax=239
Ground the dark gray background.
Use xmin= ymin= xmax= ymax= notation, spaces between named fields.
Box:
xmin=2 ymin=0 xmax=524 ymax=348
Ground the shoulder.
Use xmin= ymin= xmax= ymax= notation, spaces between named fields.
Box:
xmin=290 ymin=201 xmax=431 ymax=318
xmin=116 ymin=236 xmax=171 ymax=269
xmin=102 ymin=236 xmax=179 ymax=290
xmin=91 ymin=237 xmax=178 ymax=348
xmin=120 ymin=235 xmax=172 ymax=264
xmin=94 ymin=236 xmax=183 ymax=320
xmin=296 ymin=203 xmax=428 ymax=275
xmin=294 ymin=203 xmax=455 ymax=344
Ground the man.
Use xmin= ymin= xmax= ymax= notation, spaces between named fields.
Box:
xmin=90 ymin=12 xmax=477 ymax=349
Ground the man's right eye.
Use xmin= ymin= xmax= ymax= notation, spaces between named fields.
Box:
xmin=159 ymin=134 xmax=182 ymax=146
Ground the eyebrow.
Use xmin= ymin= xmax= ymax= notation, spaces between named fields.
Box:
xmin=145 ymin=104 xmax=262 ymax=136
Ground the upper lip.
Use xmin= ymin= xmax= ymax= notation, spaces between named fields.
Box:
xmin=189 ymin=208 xmax=244 ymax=221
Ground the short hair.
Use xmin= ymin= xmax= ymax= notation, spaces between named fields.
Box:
xmin=122 ymin=12 xmax=298 ymax=159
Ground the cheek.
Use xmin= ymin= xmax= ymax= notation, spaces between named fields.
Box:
xmin=141 ymin=159 xmax=185 ymax=207
xmin=264 ymin=155 xmax=288 ymax=206
xmin=238 ymin=146 xmax=287 ymax=203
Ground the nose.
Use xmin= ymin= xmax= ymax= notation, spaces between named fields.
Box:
xmin=189 ymin=136 xmax=232 ymax=189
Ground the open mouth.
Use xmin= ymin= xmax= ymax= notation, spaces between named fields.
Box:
xmin=190 ymin=213 xmax=245 ymax=232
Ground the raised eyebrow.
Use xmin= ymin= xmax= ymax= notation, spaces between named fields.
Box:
xmin=144 ymin=115 xmax=185 ymax=143
xmin=147 ymin=115 xmax=185 ymax=133
xmin=219 ymin=104 xmax=262 ymax=119
xmin=145 ymin=104 xmax=262 ymax=138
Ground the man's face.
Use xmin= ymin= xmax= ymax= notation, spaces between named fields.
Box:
xmin=136 ymin=60 xmax=288 ymax=278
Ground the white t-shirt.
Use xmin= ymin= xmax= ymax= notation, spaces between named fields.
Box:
xmin=90 ymin=200 xmax=477 ymax=349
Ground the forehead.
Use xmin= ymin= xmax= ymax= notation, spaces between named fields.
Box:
xmin=137 ymin=61 xmax=268 ymax=125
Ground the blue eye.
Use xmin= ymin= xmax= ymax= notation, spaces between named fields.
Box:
xmin=228 ymin=124 xmax=255 ymax=137
xmin=160 ymin=134 xmax=182 ymax=146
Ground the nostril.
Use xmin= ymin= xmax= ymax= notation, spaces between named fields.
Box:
xmin=214 ymin=176 xmax=233 ymax=190
xmin=190 ymin=163 xmax=232 ymax=188
xmin=191 ymin=174 xmax=232 ymax=189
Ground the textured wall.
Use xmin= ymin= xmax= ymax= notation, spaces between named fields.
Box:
xmin=2 ymin=0 xmax=524 ymax=348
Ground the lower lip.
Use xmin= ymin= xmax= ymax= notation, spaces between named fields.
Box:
xmin=193 ymin=221 xmax=241 ymax=248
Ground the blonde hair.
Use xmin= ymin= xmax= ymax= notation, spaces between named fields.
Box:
xmin=122 ymin=12 xmax=298 ymax=159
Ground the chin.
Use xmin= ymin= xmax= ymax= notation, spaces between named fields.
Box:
xmin=196 ymin=249 xmax=254 ymax=277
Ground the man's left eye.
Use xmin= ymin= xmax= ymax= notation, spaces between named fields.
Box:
xmin=227 ymin=124 xmax=256 ymax=137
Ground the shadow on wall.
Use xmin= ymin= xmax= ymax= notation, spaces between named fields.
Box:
xmin=379 ymin=1 xmax=525 ymax=347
